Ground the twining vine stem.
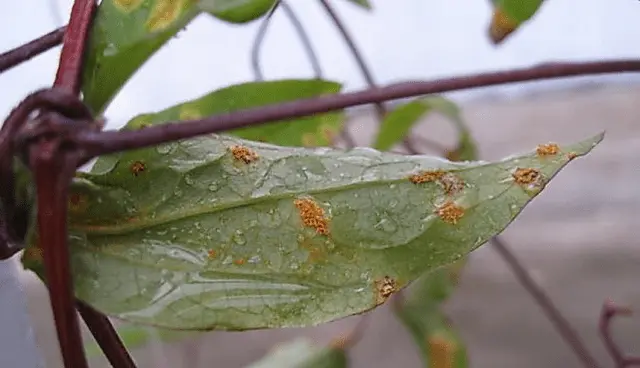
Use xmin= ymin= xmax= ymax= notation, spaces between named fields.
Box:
xmin=0 ymin=26 xmax=65 ymax=74
xmin=599 ymin=300 xmax=640 ymax=367
xmin=78 ymin=59 xmax=640 ymax=157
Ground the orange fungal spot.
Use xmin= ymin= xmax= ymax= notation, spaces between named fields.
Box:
xmin=567 ymin=152 xmax=578 ymax=160
xmin=435 ymin=201 xmax=465 ymax=224
xmin=229 ymin=145 xmax=259 ymax=164
xmin=113 ymin=0 xmax=144 ymax=12
xmin=146 ymin=0 xmax=190 ymax=32
xmin=294 ymin=197 xmax=330 ymax=236
xmin=375 ymin=276 xmax=398 ymax=305
xmin=233 ymin=258 xmax=245 ymax=266
xmin=409 ymin=170 xmax=444 ymax=184
xmin=536 ymin=143 xmax=560 ymax=156
xmin=427 ymin=334 xmax=457 ymax=368
xmin=512 ymin=167 xmax=542 ymax=186
xmin=207 ymin=249 xmax=217 ymax=259
xmin=130 ymin=161 xmax=146 ymax=176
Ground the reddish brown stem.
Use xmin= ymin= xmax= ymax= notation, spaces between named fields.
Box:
xmin=491 ymin=236 xmax=600 ymax=368
xmin=0 ymin=27 xmax=65 ymax=74
xmin=599 ymin=300 xmax=640 ymax=367
xmin=54 ymin=0 xmax=96 ymax=93
xmin=78 ymin=59 xmax=640 ymax=157
xmin=76 ymin=301 xmax=137 ymax=368
xmin=31 ymin=142 xmax=88 ymax=368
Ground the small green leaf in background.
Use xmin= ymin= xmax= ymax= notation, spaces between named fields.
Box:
xmin=374 ymin=96 xmax=478 ymax=161
xmin=488 ymin=0 xmax=545 ymax=44
xmin=22 ymin=126 xmax=602 ymax=330
xmin=81 ymin=0 xmax=200 ymax=113
xmin=247 ymin=338 xmax=347 ymax=368
xmin=345 ymin=0 xmax=372 ymax=10
xmin=126 ymin=79 xmax=344 ymax=148
xmin=81 ymin=0 xmax=277 ymax=114
xmin=198 ymin=0 xmax=276 ymax=23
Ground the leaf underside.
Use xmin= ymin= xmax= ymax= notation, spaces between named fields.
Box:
xmin=22 ymin=130 xmax=602 ymax=331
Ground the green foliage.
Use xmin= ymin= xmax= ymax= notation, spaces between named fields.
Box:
xmin=247 ymin=338 xmax=347 ymax=368
xmin=345 ymin=0 xmax=371 ymax=10
xmin=81 ymin=0 xmax=276 ymax=114
xmin=22 ymin=121 xmax=601 ymax=330
xmin=488 ymin=0 xmax=545 ymax=44
xmin=374 ymin=97 xmax=477 ymax=160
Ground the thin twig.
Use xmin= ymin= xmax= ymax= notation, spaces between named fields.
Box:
xmin=77 ymin=59 xmax=640 ymax=157
xmin=251 ymin=1 xmax=323 ymax=81
xmin=76 ymin=301 xmax=137 ymax=368
xmin=53 ymin=0 xmax=95 ymax=93
xmin=599 ymin=299 xmax=640 ymax=367
xmin=0 ymin=27 xmax=65 ymax=74
xmin=491 ymin=236 xmax=600 ymax=368
xmin=318 ymin=0 xmax=376 ymax=148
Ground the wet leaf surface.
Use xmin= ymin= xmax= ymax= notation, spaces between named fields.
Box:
xmin=22 ymin=129 xmax=603 ymax=330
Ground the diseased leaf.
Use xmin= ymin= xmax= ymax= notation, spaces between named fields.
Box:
xmin=22 ymin=129 xmax=602 ymax=330
xmin=488 ymin=0 xmax=545 ymax=44
xmin=198 ymin=0 xmax=276 ymax=23
xmin=122 ymin=79 xmax=344 ymax=148
xmin=81 ymin=0 xmax=200 ymax=113
xmin=247 ymin=338 xmax=347 ymax=368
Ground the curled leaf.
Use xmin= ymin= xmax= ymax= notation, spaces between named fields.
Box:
xmin=198 ymin=0 xmax=277 ymax=23
xmin=488 ymin=0 xmax=545 ymax=44
xmin=22 ymin=129 xmax=602 ymax=330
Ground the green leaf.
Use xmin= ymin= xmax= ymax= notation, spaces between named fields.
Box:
xmin=374 ymin=97 xmax=477 ymax=159
xmin=123 ymin=79 xmax=344 ymax=148
xmin=198 ymin=0 xmax=276 ymax=23
xmin=488 ymin=0 xmax=545 ymax=44
xmin=345 ymin=0 xmax=371 ymax=10
xmin=81 ymin=0 xmax=201 ymax=114
xmin=394 ymin=261 xmax=468 ymax=368
xmin=247 ymin=338 xmax=347 ymax=368
xmin=22 ymin=131 xmax=602 ymax=330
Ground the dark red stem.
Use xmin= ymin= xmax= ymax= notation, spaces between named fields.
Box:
xmin=78 ymin=59 xmax=640 ymax=157
xmin=0 ymin=27 xmax=65 ymax=74
xmin=54 ymin=0 xmax=96 ymax=93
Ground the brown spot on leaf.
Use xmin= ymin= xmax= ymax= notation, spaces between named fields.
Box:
xmin=438 ymin=173 xmax=465 ymax=195
xmin=146 ymin=0 xmax=190 ymax=32
xmin=113 ymin=0 xmax=144 ymax=12
xmin=488 ymin=7 xmax=518 ymax=44
xmin=130 ymin=161 xmax=146 ymax=176
xmin=567 ymin=152 xmax=578 ymax=160
xmin=229 ymin=145 xmax=259 ymax=164
xmin=512 ymin=167 xmax=541 ymax=186
xmin=207 ymin=249 xmax=216 ymax=259
xmin=68 ymin=192 xmax=88 ymax=213
xmin=409 ymin=170 xmax=444 ymax=184
xmin=435 ymin=201 xmax=465 ymax=224
xmin=294 ymin=197 xmax=330 ymax=235
xmin=233 ymin=258 xmax=245 ymax=266
xmin=427 ymin=334 xmax=457 ymax=368
xmin=536 ymin=143 xmax=560 ymax=156
xmin=374 ymin=276 xmax=397 ymax=305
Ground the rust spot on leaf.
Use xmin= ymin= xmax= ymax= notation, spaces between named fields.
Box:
xmin=427 ymin=334 xmax=457 ymax=368
xmin=536 ymin=143 xmax=560 ymax=156
xmin=409 ymin=170 xmax=444 ymax=184
xmin=113 ymin=0 xmax=144 ymax=12
xmin=438 ymin=173 xmax=465 ymax=195
xmin=229 ymin=145 xmax=259 ymax=164
xmin=130 ymin=161 xmax=146 ymax=176
xmin=567 ymin=152 xmax=578 ymax=160
xmin=374 ymin=276 xmax=397 ymax=305
xmin=207 ymin=249 xmax=216 ymax=259
xmin=512 ymin=167 xmax=542 ymax=186
xmin=233 ymin=258 xmax=245 ymax=266
xmin=68 ymin=192 xmax=88 ymax=213
xmin=146 ymin=0 xmax=190 ymax=32
xmin=294 ymin=197 xmax=330 ymax=236
xmin=435 ymin=201 xmax=465 ymax=224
